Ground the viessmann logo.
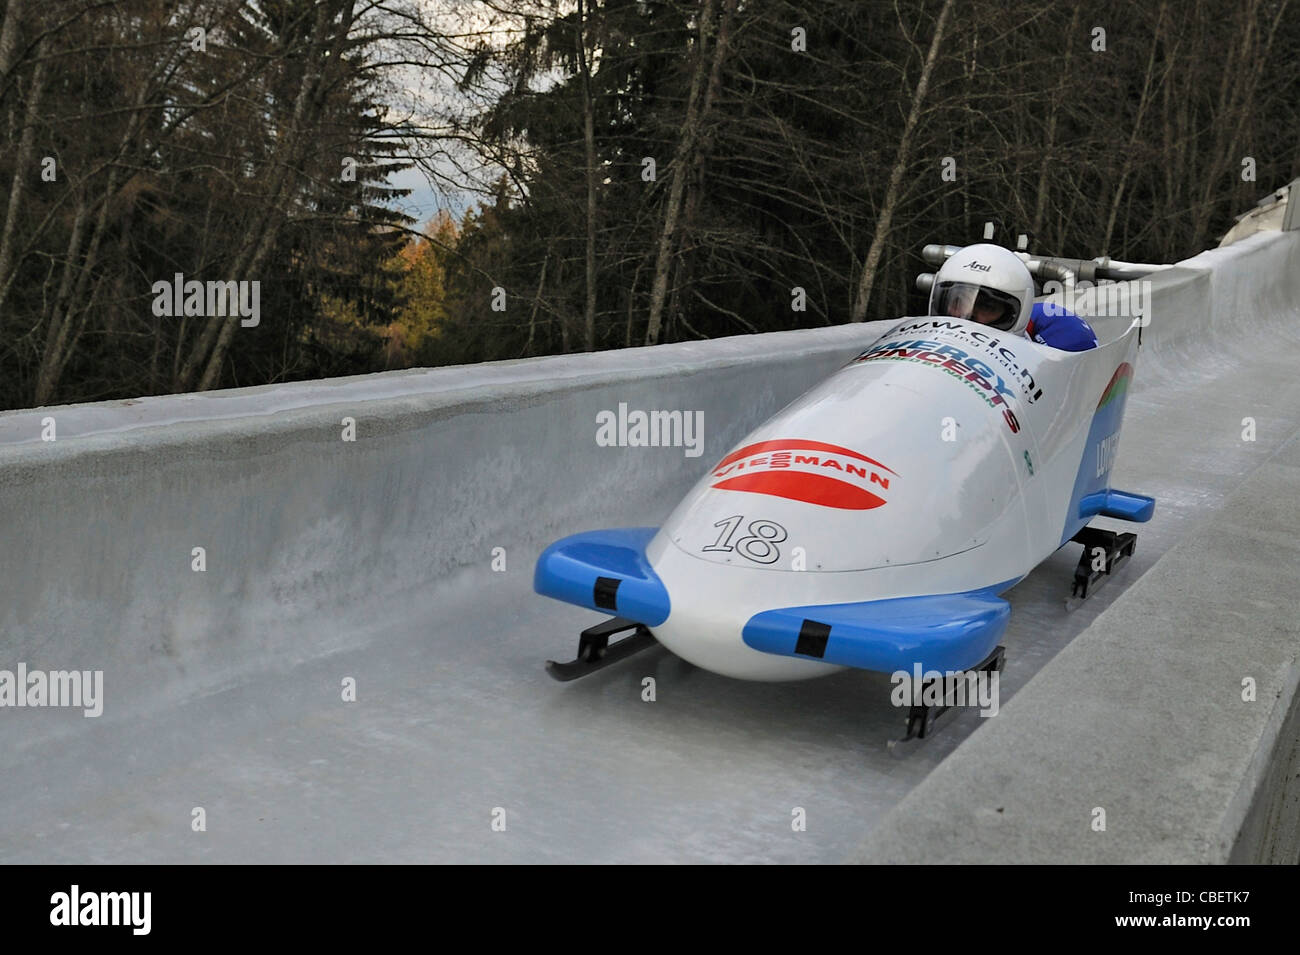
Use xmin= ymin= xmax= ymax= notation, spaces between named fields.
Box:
xmin=709 ymin=439 xmax=896 ymax=509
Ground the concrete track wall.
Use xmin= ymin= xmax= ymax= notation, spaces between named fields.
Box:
xmin=0 ymin=326 xmax=883 ymax=727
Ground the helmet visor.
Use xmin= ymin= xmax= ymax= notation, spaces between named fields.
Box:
xmin=930 ymin=281 xmax=1020 ymax=331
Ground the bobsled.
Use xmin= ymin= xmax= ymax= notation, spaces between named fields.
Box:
xmin=535 ymin=259 xmax=1155 ymax=741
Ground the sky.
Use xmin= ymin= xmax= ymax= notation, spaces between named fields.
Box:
xmin=379 ymin=0 xmax=567 ymax=231
xmin=387 ymin=164 xmax=473 ymax=229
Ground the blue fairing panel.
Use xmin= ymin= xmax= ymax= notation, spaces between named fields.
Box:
xmin=742 ymin=581 xmax=1018 ymax=674
xmin=533 ymin=527 xmax=671 ymax=626
xmin=1078 ymin=488 xmax=1156 ymax=523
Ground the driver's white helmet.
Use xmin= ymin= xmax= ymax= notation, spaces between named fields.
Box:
xmin=928 ymin=243 xmax=1035 ymax=334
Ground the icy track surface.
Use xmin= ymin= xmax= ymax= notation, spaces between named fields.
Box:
xmin=0 ymin=232 xmax=1298 ymax=863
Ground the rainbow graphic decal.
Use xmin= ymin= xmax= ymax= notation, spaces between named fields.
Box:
xmin=1098 ymin=362 xmax=1133 ymax=410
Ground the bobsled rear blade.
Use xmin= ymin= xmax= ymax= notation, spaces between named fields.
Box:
xmin=1065 ymin=525 xmax=1138 ymax=609
xmin=887 ymin=645 xmax=1006 ymax=756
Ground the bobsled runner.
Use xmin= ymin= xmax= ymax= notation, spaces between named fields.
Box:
xmin=536 ymin=246 xmax=1156 ymax=746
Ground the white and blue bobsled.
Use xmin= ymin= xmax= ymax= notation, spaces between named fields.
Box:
xmin=535 ymin=300 xmax=1154 ymax=703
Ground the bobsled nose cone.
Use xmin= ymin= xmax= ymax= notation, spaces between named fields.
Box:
xmin=650 ymin=602 xmax=843 ymax=682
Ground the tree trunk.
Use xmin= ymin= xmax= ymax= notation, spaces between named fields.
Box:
xmin=961 ymin=31 xmax=974 ymax=238
xmin=643 ymin=0 xmax=721 ymax=346
xmin=524 ymin=245 xmax=549 ymax=357
xmin=35 ymin=174 xmax=120 ymax=405
xmin=681 ymin=0 xmax=735 ymax=244
xmin=576 ymin=0 xmax=598 ymax=352
xmin=32 ymin=44 xmax=162 ymax=405
xmin=184 ymin=0 xmax=354 ymax=391
xmin=1032 ymin=1 xmax=1081 ymax=238
xmin=32 ymin=195 xmax=88 ymax=404
xmin=0 ymin=45 xmax=44 ymax=318
xmin=1102 ymin=2 xmax=1166 ymax=254
xmin=850 ymin=0 xmax=955 ymax=323
xmin=0 ymin=0 xmax=23 ymax=82
xmin=625 ymin=256 xmax=642 ymax=347
xmin=1187 ymin=0 xmax=1257 ymax=247
xmin=1188 ymin=0 xmax=1287 ymax=247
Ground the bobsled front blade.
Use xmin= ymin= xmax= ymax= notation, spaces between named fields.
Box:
xmin=742 ymin=585 xmax=1014 ymax=675
xmin=545 ymin=616 xmax=658 ymax=682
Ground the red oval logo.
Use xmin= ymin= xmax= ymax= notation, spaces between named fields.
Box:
xmin=710 ymin=439 xmax=896 ymax=510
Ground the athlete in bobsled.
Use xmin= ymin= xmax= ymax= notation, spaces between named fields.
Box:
xmin=928 ymin=243 xmax=1098 ymax=351
xmin=536 ymin=234 xmax=1157 ymax=749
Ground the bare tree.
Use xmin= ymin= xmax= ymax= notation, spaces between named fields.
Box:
xmin=644 ymin=0 xmax=736 ymax=345
xmin=850 ymin=0 xmax=955 ymax=323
